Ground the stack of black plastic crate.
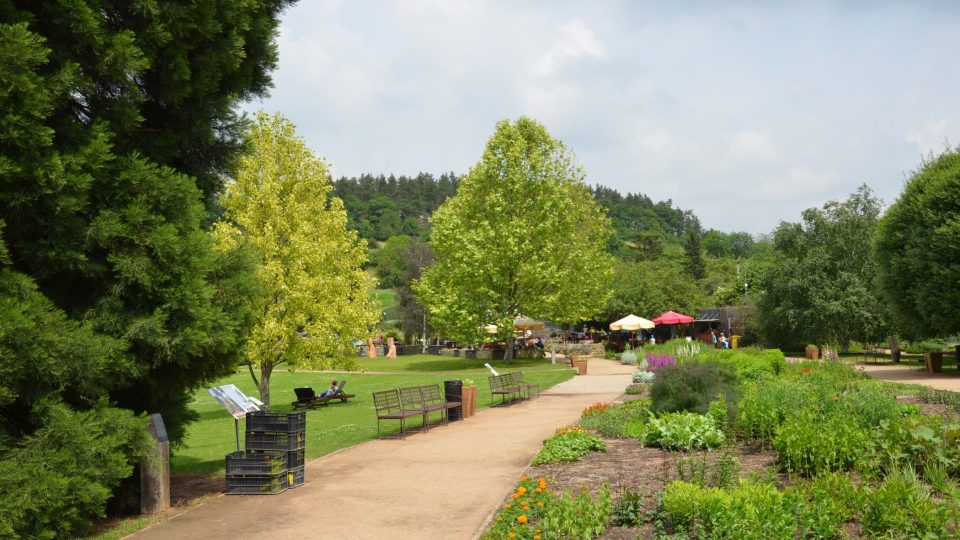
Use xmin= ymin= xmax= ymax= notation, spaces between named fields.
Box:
xmin=225 ymin=410 xmax=306 ymax=495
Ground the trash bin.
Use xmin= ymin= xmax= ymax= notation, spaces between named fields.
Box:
xmin=444 ymin=380 xmax=463 ymax=421
xmin=731 ymin=335 xmax=740 ymax=350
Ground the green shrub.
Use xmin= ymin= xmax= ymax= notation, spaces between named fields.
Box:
xmin=674 ymin=448 xmax=740 ymax=489
xmin=0 ymin=401 xmax=148 ymax=539
xmin=650 ymin=361 xmax=736 ymax=415
xmin=611 ymin=485 xmax=645 ymax=527
xmin=579 ymin=398 xmax=651 ymax=438
xmin=916 ymin=387 xmax=960 ymax=413
xmin=532 ymin=432 xmax=606 ymax=465
xmin=736 ymin=377 xmax=812 ymax=442
xmin=787 ymin=472 xmax=862 ymax=538
xmin=773 ymin=412 xmax=874 ymax=476
xmin=877 ymin=414 xmax=960 ymax=477
xmin=539 ymin=482 xmax=612 ymax=539
xmin=693 ymin=347 xmax=785 ymax=381
xmin=661 ymin=480 xmax=794 ymax=538
xmin=862 ymin=469 xmax=951 ymax=538
xmin=645 ymin=412 xmax=725 ymax=451
xmin=660 ymin=480 xmax=727 ymax=530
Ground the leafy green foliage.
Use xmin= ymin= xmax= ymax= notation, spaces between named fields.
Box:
xmin=649 ymin=361 xmax=736 ymax=415
xmin=602 ymin=260 xmax=705 ymax=322
xmin=875 ymin=147 xmax=960 ymax=338
xmin=0 ymin=401 xmax=147 ymax=539
xmin=531 ymin=432 xmax=607 ymax=465
xmin=773 ymin=411 xmax=874 ymax=476
xmin=644 ymin=412 xmax=726 ymax=451
xmin=214 ymin=112 xmax=379 ymax=406
xmin=877 ymin=414 xmax=960 ymax=478
xmin=674 ymin=448 xmax=740 ymax=489
xmin=539 ymin=483 xmax=612 ymax=539
xmin=611 ymin=485 xmax=645 ymax=527
xmin=579 ymin=398 xmax=651 ymax=438
xmin=862 ymin=469 xmax=951 ymax=538
xmin=369 ymin=235 xmax=411 ymax=288
xmin=683 ymin=221 xmax=706 ymax=280
xmin=416 ymin=117 xmax=615 ymax=359
xmin=757 ymin=184 xmax=889 ymax=351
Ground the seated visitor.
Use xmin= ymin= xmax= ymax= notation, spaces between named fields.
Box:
xmin=319 ymin=380 xmax=339 ymax=398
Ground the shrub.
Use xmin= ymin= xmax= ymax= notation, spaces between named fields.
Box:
xmin=661 ymin=479 xmax=794 ymax=538
xmin=624 ymin=383 xmax=646 ymax=394
xmin=646 ymin=353 xmax=677 ymax=371
xmin=645 ymin=412 xmax=725 ymax=451
xmin=674 ymin=448 xmax=740 ymax=489
xmin=579 ymin=399 xmax=651 ymax=438
xmin=877 ymin=414 xmax=960 ymax=477
xmin=632 ymin=371 xmax=655 ymax=384
xmin=773 ymin=412 xmax=874 ymax=476
xmin=862 ymin=469 xmax=951 ymax=538
xmin=650 ymin=361 xmax=736 ymax=415
xmin=480 ymin=476 xmax=553 ymax=540
xmin=693 ymin=347 xmax=785 ymax=381
xmin=531 ymin=432 xmax=606 ymax=465
xmin=611 ymin=485 xmax=645 ymax=527
xmin=539 ymin=482 xmax=612 ymax=539
xmin=787 ymin=472 xmax=863 ymax=538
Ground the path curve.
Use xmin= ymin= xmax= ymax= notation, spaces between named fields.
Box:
xmin=131 ymin=358 xmax=634 ymax=540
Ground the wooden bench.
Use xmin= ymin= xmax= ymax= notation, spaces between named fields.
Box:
xmin=488 ymin=374 xmax=523 ymax=406
xmin=373 ymin=389 xmax=423 ymax=439
xmin=508 ymin=372 xmax=539 ymax=399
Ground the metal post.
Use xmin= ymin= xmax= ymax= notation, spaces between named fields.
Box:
xmin=235 ymin=418 xmax=241 ymax=452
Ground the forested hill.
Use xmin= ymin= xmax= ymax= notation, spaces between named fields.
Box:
xmin=332 ymin=173 xmax=695 ymax=244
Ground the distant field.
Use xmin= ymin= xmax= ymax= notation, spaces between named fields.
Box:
xmin=375 ymin=288 xmax=399 ymax=324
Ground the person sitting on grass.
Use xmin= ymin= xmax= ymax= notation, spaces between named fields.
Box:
xmin=319 ymin=380 xmax=338 ymax=398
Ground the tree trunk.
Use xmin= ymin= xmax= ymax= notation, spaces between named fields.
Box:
xmin=258 ymin=362 xmax=274 ymax=409
xmin=888 ymin=336 xmax=900 ymax=363
xmin=504 ymin=335 xmax=515 ymax=363
xmin=839 ymin=339 xmax=850 ymax=354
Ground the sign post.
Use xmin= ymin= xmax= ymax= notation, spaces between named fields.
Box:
xmin=207 ymin=384 xmax=261 ymax=452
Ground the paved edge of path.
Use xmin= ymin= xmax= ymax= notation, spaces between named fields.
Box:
xmin=130 ymin=358 xmax=634 ymax=540
xmin=857 ymin=362 xmax=960 ymax=392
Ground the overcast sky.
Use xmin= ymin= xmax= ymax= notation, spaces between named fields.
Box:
xmin=244 ymin=0 xmax=960 ymax=234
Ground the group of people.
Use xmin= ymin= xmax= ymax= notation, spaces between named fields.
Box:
xmin=711 ymin=330 xmax=730 ymax=349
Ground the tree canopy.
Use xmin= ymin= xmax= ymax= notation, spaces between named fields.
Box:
xmin=757 ymin=185 xmax=888 ymax=351
xmin=416 ymin=117 xmax=615 ymax=359
xmin=214 ymin=112 xmax=379 ymax=407
xmin=875 ymin=148 xmax=960 ymax=339
xmin=0 ymin=1 xmax=291 ymax=530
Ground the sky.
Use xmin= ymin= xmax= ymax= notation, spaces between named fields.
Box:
xmin=244 ymin=0 xmax=960 ymax=235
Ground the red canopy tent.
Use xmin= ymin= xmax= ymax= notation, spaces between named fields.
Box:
xmin=652 ymin=311 xmax=695 ymax=325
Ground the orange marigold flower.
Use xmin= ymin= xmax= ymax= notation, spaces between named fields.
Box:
xmin=518 ymin=486 xmax=527 ymax=494
xmin=537 ymin=501 xmax=543 ymax=508
xmin=534 ymin=536 xmax=541 ymax=540
xmin=520 ymin=475 xmax=528 ymax=481
xmin=497 ymin=517 xmax=503 ymax=522
xmin=512 ymin=493 xmax=520 ymax=499
xmin=535 ymin=487 xmax=543 ymax=493
xmin=508 ymin=534 xmax=516 ymax=539
xmin=517 ymin=515 xmax=528 ymax=524
xmin=832 ymin=396 xmax=840 ymax=401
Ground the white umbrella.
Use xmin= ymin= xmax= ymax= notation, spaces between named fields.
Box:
xmin=609 ymin=314 xmax=655 ymax=331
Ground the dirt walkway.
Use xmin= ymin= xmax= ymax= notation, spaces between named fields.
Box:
xmin=858 ymin=362 xmax=960 ymax=392
xmin=132 ymin=358 xmax=634 ymax=540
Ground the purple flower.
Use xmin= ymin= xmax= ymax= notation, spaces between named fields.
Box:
xmin=646 ymin=353 xmax=677 ymax=372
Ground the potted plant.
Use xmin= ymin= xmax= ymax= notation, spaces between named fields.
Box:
xmin=568 ymin=343 xmax=590 ymax=375
xmin=461 ymin=379 xmax=478 ymax=418
xmin=805 ymin=344 xmax=819 ymax=360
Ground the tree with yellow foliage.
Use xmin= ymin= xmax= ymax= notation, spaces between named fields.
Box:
xmin=214 ymin=112 xmax=379 ymax=406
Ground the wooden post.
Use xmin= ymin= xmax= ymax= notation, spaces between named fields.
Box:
xmin=141 ymin=413 xmax=170 ymax=514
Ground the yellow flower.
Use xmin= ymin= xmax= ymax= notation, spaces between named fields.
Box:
xmin=535 ymin=487 xmax=543 ymax=493
xmin=517 ymin=515 xmax=528 ymax=524
xmin=517 ymin=486 xmax=527 ymax=494
xmin=504 ymin=503 xmax=512 ymax=509
xmin=537 ymin=501 xmax=543 ymax=508
xmin=535 ymin=536 xmax=541 ymax=540
xmin=508 ymin=534 xmax=516 ymax=539
xmin=497 ymin=517 xmax=502 ymax=522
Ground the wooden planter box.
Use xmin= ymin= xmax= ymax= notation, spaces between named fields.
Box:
xmin=924 ymin=352 xmax=943 ymax=373
xmin=461 ymin=386 xmax=477 ymax=418
xmin=805 ymin=346 xmax=819 ymax=360
xmin=570 ymin=355 xmax=589 ymax=375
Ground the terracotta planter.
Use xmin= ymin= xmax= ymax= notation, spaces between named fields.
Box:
xmin=924 ymin=352 xmax=943 ymax=373
xmin=570 ymin=355 xmax=588 ymax=375
xmin=805 ymin=346 xmax=819 ymax=360
xmin=461 ymin=386 xmax=477 ymax=418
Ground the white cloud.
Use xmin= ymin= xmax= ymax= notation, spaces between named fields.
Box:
xmin=906 ymin=119 xmax=950 ymax=154
xmin=534 ymin=18 xmax=606 ymax=76
xmin=727 ymin=131 xmax=781 ymax=163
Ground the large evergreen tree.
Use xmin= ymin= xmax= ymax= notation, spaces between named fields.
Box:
xmin=0 ymin=2 xmax=291 ymax=529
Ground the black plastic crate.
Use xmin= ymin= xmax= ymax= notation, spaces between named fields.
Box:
xmin=245 ymin=430 xmax=305 ymax=451
xmin=225 ymin=471 xmax=289 ymax=495
xmin=245 ymin=411 xmax=306 ymax=433
xmin=287 ymin=466 xmax=305 ymax=489
xmin=247 ymin=448 xmax=304 ymax=469
xmin=225 ymin=451 xmax=287 ymax=476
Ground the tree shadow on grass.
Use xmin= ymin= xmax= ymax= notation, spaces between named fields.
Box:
xmin=401 ymin=357 xmax=553 ymax=372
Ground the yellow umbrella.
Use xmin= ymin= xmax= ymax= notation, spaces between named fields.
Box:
xmin=609 ymin=314 xmax=655 ymax=331
xmin=513 ymin=316 xmax=545 ymax=331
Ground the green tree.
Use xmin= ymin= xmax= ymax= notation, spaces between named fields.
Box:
xmin=603 ymin=260 xmax=706 ymax=321
xmin=397 ymin=237 xmax=436 ymax=347
xmin=415 ymin=117 xmax=615 ymax=361
xmin=214 ymin=112 xmax=379 ymax=406
xmin=370 ymin=235 xmax=411 ymax=288
xmin=875 ymin=148 xmax=960 ymax=338
xmin=683 ymin=219 xmax=706 ymax=280
xmin=757 ymin=185 xmax=888 ymax=351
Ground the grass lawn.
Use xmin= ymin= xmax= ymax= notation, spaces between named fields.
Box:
xmin=374 ymin=288 xmax=398 ymax=324
xmin=171 ymin=354 xmax=575 ymax=475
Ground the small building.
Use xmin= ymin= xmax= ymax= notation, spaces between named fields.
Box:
xmin=694 ymin=307 xmax=752 ymax=344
